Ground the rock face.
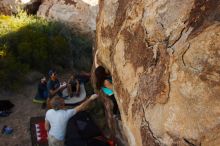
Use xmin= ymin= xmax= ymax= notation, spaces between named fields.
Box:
xmin=0 ymin=0 xmax=19 ymax=15
xmin=95 ymin=0 xmax=220 ymax=146
xmin=0 ymin=0 xmax=41 ymax=15
xmin=37 ymin=0 xmax=98 ymax=35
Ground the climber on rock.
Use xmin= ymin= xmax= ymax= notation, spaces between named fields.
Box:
xmin=95 ymin=66 xmax=120 ymax=118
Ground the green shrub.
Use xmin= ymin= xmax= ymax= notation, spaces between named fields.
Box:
xmin=0 ymin=55 xmax=29 ymax=90
xmin=0 ymin=11 xmax=93 ymax=90
xmin=70 ymin=35 xmax=93 ymax=72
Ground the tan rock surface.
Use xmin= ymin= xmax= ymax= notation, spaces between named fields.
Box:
xmin=0 ymin=0 xmax=41 ymax=15
xmin=37 ymin=0 xmax=98 ymax=35
xmin=95 ymin=0 xmax=220 ymax=146
xmin=0 ymin=0 xmax=19 ymax=15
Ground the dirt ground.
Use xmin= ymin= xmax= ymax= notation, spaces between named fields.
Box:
xmin=0 ymin=82 xmax=46 ymax=146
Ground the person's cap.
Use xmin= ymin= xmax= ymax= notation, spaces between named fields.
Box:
xmin=48 ymin=70 xmax=56 ymax=77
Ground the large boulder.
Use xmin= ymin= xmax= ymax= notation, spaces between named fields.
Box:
xmin=0 ymin=0 xmax=41 ymax=15
xmin=37 ymin=0 xmax=98 ymax=35
xmin=95 ymin=0 xmax=220 ymax=146
xmin=0 ymin=0 xmax=19 ymax=15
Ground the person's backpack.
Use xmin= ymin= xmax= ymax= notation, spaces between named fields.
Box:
xmin=87 ymin=137 xmax=111 ymax=146
xmin=74 ymin=112 xmax=101 ymax=139
xmin=0 ymin=100 xmax=14 ymax=117
xmin=65 ymin=112 xmax=110 ymax=146
xmin=0 ymin=100 xmax=14 ymax=111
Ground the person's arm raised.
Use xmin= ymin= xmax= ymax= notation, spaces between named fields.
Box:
xmin=74 ymin=94 xmax=98 ymax=113
xmin=94 ymin=50 xmax=99 ymax=68
xmin=76 ymin=80 xmax=80 ymax=96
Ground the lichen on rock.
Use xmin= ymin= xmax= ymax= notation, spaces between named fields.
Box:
xmin=95 ymin=0 xmax=220 ymax=146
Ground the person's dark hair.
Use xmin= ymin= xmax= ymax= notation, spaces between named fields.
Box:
xmin=48 ymin=69 xmax=56 ymax=77
xmin=50 ymin=96 xmax=64 ymax=110
xmin=95 ymin=66 xmax=108 ymax=89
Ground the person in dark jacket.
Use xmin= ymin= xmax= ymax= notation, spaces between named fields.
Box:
xmin=67 ymin=73 xmax=80 ymax=97
xmin=67 ymin=71 xmax=91 ymax=97
xmin=47 ymin=70 xmax=67 ymax=99
xmin=33 ymin=76 xmax=48 ymax=103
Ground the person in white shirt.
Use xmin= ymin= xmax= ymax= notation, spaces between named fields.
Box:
xmin=45 ymin=94 xmax=98 ymax=146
